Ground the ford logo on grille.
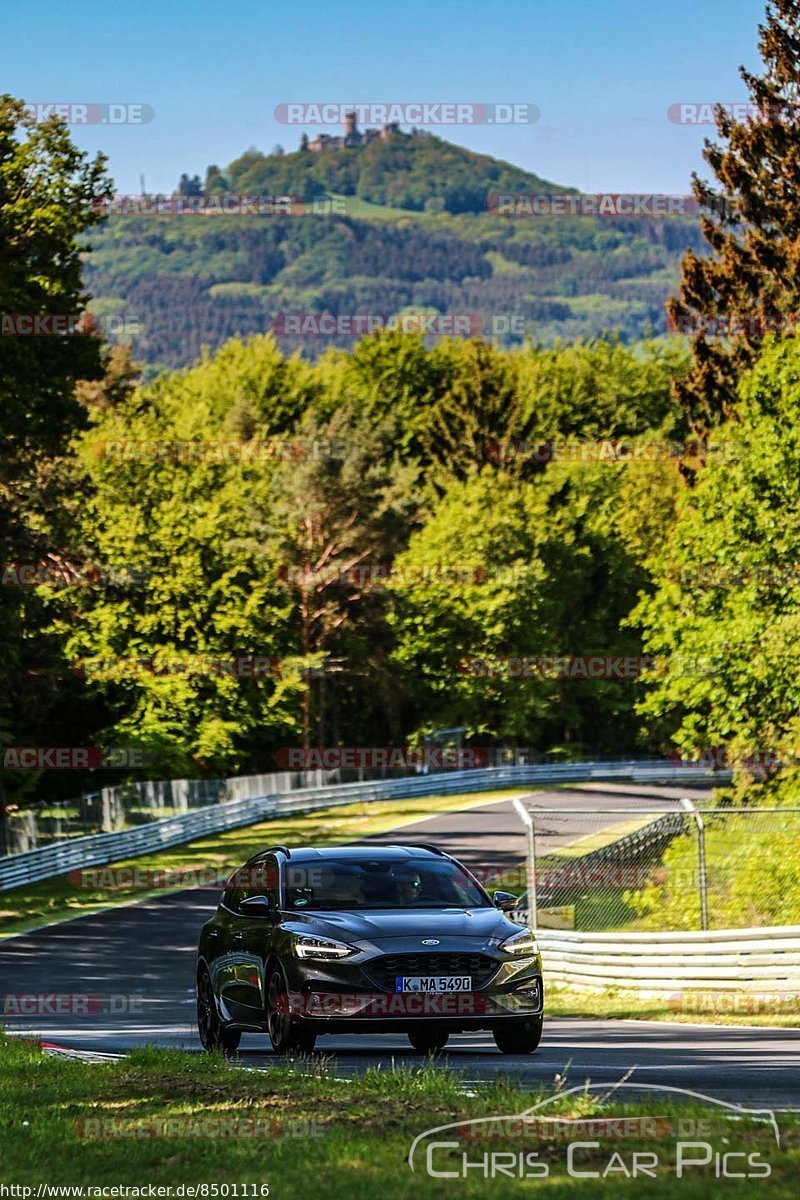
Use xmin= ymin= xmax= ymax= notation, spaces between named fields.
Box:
xmin=421 ymin=939 xmax=440 ymax=945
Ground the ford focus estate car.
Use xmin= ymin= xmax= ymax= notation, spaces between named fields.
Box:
xmin=196 ymin=843 xmax=543 ymax=1055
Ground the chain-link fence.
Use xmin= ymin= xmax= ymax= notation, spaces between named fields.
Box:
xmin=516 ymin=801 xmax=800 ymax=932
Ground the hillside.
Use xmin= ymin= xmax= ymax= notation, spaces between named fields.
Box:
xmin=212 ymin=128 xmax=566 ymax=214
xmin=83 ymin=133 xmax=706 ymax=374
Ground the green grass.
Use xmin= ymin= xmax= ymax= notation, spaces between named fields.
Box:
xmin=0 ymin=1036 xmax=797 ymax=1195
xmin=547 ymin=983 xmax=800 ymax=1028
xmin=324 ymin=192 xmax=411 ymax=219
xmin=0 ymin=789 xmax=527 ymax=939
xmin=553 ymin=817 xmax=657 ymax=859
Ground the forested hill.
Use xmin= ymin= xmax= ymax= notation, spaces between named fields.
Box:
xmin=208 ymin=128 xmax=566 ymax=214
xmin=84 ymin=132 xmax=706 ymax=375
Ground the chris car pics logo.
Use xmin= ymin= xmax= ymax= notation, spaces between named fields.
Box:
xmin=408 ymin=1083 xmax=778 ymax=1180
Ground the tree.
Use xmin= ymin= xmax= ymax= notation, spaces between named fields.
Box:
xmin=177 ymin=173 xmax=203 ymax=196
xmin=0 ymin=95 xmax=112 ymax=804
xmin=388 ymin=463 xmax=652 ymax=757
xmin=63 ymin=336 xmax=321 ymax=776
xmin=203 ymin=165 xmax=228 ymax=194
xmin=634 ymin=337 xmax=800 ymax=766
xmin=261 ymin=405 xmax=419 ymax=751
xmin=668 ymin=1 xmax=800 ymax=436
xmin=0 ymin=97 xmax=111 ymax=471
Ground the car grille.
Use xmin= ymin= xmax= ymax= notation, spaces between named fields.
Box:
xmin=364 ymin=953 xmax=498 ymax=991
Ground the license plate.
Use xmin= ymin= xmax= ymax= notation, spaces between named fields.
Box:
xmin=395 ymin=976 xmax=472 ymax=993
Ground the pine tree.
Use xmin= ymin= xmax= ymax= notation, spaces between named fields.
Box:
xmin=668 ymin=0 xmax=800 ymax=437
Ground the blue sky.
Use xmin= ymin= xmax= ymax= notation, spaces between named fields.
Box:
xmin=3 ymin=0 xmax=765 ymax=195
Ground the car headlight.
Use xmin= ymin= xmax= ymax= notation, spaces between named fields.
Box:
xmin=499 ymin=929 xmax=539 ymax=956
xmin=292 ymin=935 xmax=357 ymax=960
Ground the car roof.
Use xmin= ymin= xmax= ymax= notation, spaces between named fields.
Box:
xmin=246 ymin=844 xmax=445 ymax=866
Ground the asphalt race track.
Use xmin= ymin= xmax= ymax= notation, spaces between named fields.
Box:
xmin=1 ymin=785 xmax=798 ymax=1109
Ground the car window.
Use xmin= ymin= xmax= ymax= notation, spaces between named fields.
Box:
xmin=221 ymin=857 xmax=280 ymax=912
xmin=284 ymin=856 xmax=487 ymax=911
xmin=237 ymin=856 xmax=280 ymax=910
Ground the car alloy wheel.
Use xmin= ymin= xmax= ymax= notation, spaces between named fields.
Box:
xmin=197 ymin=968 xmax=241 ymax=1053
xmin=266 ymin=963 xmax=316 ymax=1054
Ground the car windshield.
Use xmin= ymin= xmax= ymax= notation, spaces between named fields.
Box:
xmin=284 ymin=856 xmax=488 ymax=911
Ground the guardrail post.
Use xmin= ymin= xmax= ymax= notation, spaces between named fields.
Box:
xmin=512 ymin=797 xmax=538 ymax=931
xmin=680 ymin=797 xmax=708 ymax=931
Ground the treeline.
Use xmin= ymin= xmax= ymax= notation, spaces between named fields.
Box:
xmin=1 ymin=326 xmax=692 ymax=804
xmin=84 ymin=210 xmax=704 ymax=373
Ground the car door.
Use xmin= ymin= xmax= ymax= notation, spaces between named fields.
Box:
xmin=221 ymin=855 xmax=280 ymax=1025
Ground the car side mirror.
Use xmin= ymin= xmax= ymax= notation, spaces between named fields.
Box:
xmin=239 ymin=894 xmax=274 ymax=915
xmin=492 ymin=890 xmax=518 ymax=912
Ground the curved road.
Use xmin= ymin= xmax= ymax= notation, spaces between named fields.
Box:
xmin=1 ymin=784 xmax=798 ymax=1108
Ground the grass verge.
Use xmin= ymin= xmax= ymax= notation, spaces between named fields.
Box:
xmin=0 ymin=1036 xmax=797 ymax=1195
xmin=0 ymin=789 xmax=525 ymax=939
xmin=547 ymin=982 xmax=800 ymax=1028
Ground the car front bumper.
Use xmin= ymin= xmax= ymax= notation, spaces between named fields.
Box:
xmin=281 ymin=957 xmax=544 ymax=1032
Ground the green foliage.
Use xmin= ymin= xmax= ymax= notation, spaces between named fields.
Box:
xmin=634 ymin=337 xmax=800 ymax=759
xmin=41 ymin=332 xmax=684 ymax=781
xmin=60 ymin=337 xmax=324 ymax=774
xmin=223 ymin=129 xmax=563 ymax=215
xmin=626 ymin=800 xmax=800 ymax=930
xmin=669 ymin=0 xmax=800 ymax=433
xmin=387 ymin=460 xmax=656 ymax=754
xmin=0 ymin=96 xmax=112 ymax=811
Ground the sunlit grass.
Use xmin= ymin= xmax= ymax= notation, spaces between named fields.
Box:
xmin=0 ymin=1036 xmax=798 ymax=1195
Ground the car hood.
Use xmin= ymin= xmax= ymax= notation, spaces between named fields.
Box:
xmin=283 ymin=906 xmax=521 ymax=951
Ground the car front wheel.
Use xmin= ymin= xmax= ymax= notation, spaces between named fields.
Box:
xmin=408 ymin=1027 xmax=449 ymax=1054
xmin=492 ymin=1016 xmax=543 ymax=1055
xmin=197 ymin=968 xmax=241 ymax=1053
xmin=266 ymin=963 xmax=317 ymax=1054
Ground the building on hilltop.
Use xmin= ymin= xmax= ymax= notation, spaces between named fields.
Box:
xmin=301 ymin=112 xmax=400 ymax=152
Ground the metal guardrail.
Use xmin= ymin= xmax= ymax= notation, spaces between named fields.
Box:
xmin=531 ymin=810 xmax=688 ymax=909
xmin=536 ymin=925 xmax=800 ymax=995
xmin=0 ymin=760 xmax=725 ymax=893
xmin=1 ymin=768 xmax=388 ymax=855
